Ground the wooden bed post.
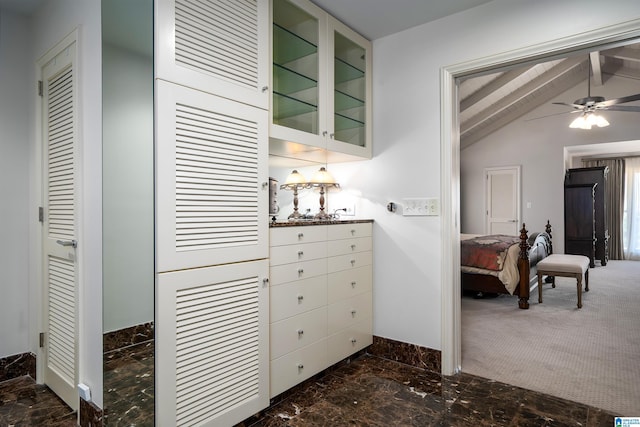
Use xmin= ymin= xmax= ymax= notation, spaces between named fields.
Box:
xmin=546 ymin=219 xmax=553 ymax=255
xmin=518 ymin=223 xmax=530 ymax=309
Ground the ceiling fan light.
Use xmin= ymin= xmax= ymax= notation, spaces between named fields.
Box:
xmin=569 ymin=115 xmax=588 ymax=129
xmin=594 ymin=114 xmax=610 ymax=128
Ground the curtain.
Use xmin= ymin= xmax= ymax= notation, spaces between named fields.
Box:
xmin=582 ymin=158 xmax=625 ymax=259
xmin=623 ymin=157 xmax=640 ymax=260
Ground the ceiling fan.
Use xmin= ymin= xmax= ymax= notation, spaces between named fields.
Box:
xmin=552 ymin=55 xmax=640 ymax=128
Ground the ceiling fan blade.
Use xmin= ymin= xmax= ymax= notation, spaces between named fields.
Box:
xmin=598 ymin=93 xmax=640 ymax=107
xmin=603 ymin=105 xmax=640 ymax=112
xmin=552 ymin=101 xmax=584 ymax=109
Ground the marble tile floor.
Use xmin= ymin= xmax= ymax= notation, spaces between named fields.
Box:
xmin=0 ymin=375 xmax=77 ymax=426
xmin=1 ymin=353 xmax=618 ymax=426
xmin=241 ymin=354 xmax=617 ymax=427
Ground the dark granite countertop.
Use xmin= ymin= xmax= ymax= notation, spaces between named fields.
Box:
xmin=270 ymin=218 xmax=373 ymax=227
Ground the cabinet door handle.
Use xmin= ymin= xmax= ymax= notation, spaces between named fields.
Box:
xmin=297 ymin=363 xmax=304 ymax=370
xmin=322 ymin=131 xmax=328 ymax=137
xmin=262 ymin=86 xmax=269 ymax=92
xmin=350 ymin=338 xmax=357 ymax=344
xmin=297 ymin=329 xmax=304 ymax=336
xmin=329 ymin=133 xmax=335 ymax=139
xmin=262 ymin=278 xmax=269 ymax=287
xmin=262 ymin=182 xmax=268 ymax=189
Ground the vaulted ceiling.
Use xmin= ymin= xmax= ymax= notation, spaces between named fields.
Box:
xmin=458 ymin=43 xmax=640 ymax=148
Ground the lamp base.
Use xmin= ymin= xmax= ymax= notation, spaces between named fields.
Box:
xmin=314 ymin=210 xmax=331 ymax=220
xmin=288 ymin=210 xmax=303 ymax=219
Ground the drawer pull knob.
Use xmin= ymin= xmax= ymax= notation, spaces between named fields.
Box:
xmin=351 ymin=309 xmax=357 ymax=316
xmin=298 ymin=268 xmax=304 ymax=276
xmin=351 ymin=281 xmax=356 ymax=288
xmin=351 ymin=229 xmax=356 ymax=235
xmin=298 ymin=250 xmax=304 ymax=257
xmin=297 ymin=232 xmax=304 ymax=239
xmin=351 ymin=244 xmax=356 ymax=250
xmin=297 ymin=329 xmax=304 ymax=336
xmin=351 ymin=338 xmax=357 ymax=344
xmin=350 ymin=259 xmax=356 ymax=266
xmin=297 ymin=363 xmax=304 ymax=370
xmin=297 ymin=294 xmax=304 ymax=301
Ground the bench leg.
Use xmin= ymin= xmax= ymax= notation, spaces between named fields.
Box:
xmin=538 ymin=272 xmax=543 ymax=303
xmin=576 ymin=274 xmax=582 ymax=309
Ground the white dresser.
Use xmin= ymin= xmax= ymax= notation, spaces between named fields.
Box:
xmin=269 ymin=221 xmax=373 ymax=397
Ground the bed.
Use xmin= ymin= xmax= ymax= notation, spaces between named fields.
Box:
xmin=461 ymin=221 xmax=552 ymax=309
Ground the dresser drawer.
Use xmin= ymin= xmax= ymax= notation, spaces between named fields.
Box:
xmin=326 ymin=319 xmax=372 ymax=366
xmin=327 ymin=236 xmax=372 ymax=256
xmin=270 ymin=338 xmax=327 ymax=398
xmin=327 ymin=251 xmax=372 ymax=273
xmin=270 ymin=241 xmax=327 ymax=266
xmin=327 ymin=292 xmax=372 ymax=335
xmin=270 ymin=275 xmax=327 ymax=322
xmin=327 ymin=266 xmax=372 ymax=304
xmin=270 ymin=225 xmax=327 ymax=247
xmin=327 ymin=222 xmax=372 ymax=240
xmin=270 ymin=307 xmax=327 ymax=360
xmin=270 ymin=258 xmax=327 ymax=285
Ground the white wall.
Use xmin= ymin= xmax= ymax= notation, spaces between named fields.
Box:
xmin=102 ymin=43 xmax=154 ymax=333
xmin=358 ymin=0 xmax=640 ymax=352
xmin=0 ymin=9 xmax=31 ymax=359
xmin=461 ymin=75 xmax=640 ymax=254
xmin=30 ymin=0 xmax=103 ymax=407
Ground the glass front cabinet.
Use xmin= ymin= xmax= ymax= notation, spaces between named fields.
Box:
xmin=270 ymin=0 xmax=372 ymax=160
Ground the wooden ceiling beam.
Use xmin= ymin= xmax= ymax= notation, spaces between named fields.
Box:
xmin=460 ymin=68 xmax=528 ymax=112
xmin=461 ymin=56 xmax=586 ymax=137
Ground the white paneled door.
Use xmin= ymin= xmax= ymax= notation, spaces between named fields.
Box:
xmin=40 ymin=33 xmax=79 ymax=411
xmin=485 ymin=166 xmax=521 ymax=235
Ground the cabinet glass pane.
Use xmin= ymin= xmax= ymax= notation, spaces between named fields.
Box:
xmin=273 ymin=0 xmax=319 ymax=135
xmin=334 ymin=32 xmax=366 ymax=147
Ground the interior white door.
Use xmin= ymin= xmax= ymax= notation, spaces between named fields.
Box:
xmin=41 ymin=36 xmax=79 ymax=411
xmin=486 ymin=166 xmax=520 ymax=235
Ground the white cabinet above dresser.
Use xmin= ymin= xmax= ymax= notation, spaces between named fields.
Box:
xmin=269 ymin=221 xmax=373 ymax=397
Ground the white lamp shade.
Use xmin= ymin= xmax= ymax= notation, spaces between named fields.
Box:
xmin=310 ymin=167 xmax=336 ymax=185
xmin=284 ymin=170 xmax=307 ymax=186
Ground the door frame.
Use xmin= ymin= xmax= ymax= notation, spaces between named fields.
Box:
xmin=484 ymin=166 xmax=521 ymax=235
xmin=440 ymin=20 xmax=640 ymax=376
xmin=36 ymin=28 xmax=81 ymax=410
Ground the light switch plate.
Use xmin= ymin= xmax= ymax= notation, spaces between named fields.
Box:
xmin=402 ymin=198 xmax=439 ymax=216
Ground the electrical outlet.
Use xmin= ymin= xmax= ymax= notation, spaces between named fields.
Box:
xmin=342 ymin=204 xmax=356 ymax=216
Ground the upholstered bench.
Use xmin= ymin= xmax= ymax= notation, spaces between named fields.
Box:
xmin=537 ymin=254 xmax=590 ymax=308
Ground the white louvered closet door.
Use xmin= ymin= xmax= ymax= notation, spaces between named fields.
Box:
xmin=156 ymin=260 xmax=269 ymax=426
xmin=156 ymin=80 xmax=268 ymax=272
xmin=156 ymin=0 xmax=269 ymax=109
xmin=41 ymin=37 xmax=79 ymax=411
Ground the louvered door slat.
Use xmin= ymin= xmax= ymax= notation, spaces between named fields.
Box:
xmin=47 ymin=67 xmax=75 ymax=241
xmin=156 ymin=0 xmax=268 ymax=109
xmin=156 ymin=81 xmax=266 ymax=271
xmin=47 ymin=256 xmax=75 ymax=382
xmin=157 ymin=260 xmax=269 ymax=427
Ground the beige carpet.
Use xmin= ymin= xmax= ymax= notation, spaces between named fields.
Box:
xmin=461 ymin=260 xmax=640 ymax=416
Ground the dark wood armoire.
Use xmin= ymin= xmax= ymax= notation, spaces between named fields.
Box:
xmin=564 ymin=166 xmax=609 ymax=267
